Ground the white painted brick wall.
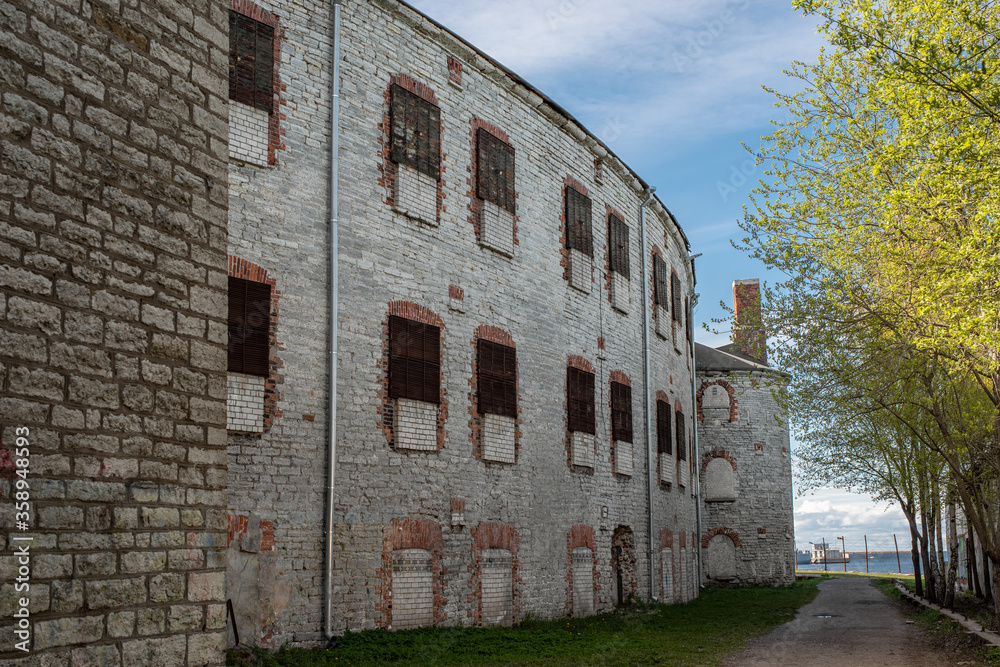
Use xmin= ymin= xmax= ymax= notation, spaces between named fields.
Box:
xmin=610 ymin=272 xmax=630 ymax=313
xmin=481 ymin=548 xmax=513 ymax=627
xmin=394 ymin=164 xmax=438 ymax=225
xmin=655 ymin=304 xmax=669 ymax=339
xmin=570 ymin=431 xmax=595 ymax=468
xmin=568 ymin=248 xmax=591 ymax=293
xmin=229 ymin=101 xmax=269 ymax=167
xmin=482 ymin=413 xmax=516 ymax=463
xmin=705 ymin=458 xmax=735 ymax=501
xmin=660 ymin=548 xmax=673 ymax=603
xmin=227 ymin=373 xmax=266 ymax=433
xmin=394 ymin=398 xmax=438 ymax=451
xmin=480 ymin=201 xmax=514 ymax=256
xmin=571 ymin=547 xmax=593 ymax=617
xmin=614 ymin=440 xmax=632 ymax=476
xmin=391 ymin=548 xmax=434 ymax=629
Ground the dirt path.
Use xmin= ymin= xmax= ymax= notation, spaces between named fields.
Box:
xmin=723 ymin=577 xmax=958 ymax=666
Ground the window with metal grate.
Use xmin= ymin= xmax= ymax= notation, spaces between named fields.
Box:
xmin=228 ymin=276 xmax=272 ymax=376
xmin=567 ymin=366 xmax=595 ymax=434
xmin=656 ymin=399 xmax=672 ymax=455
xmin=675 ymin=410 xmax=687 ymax=461
xmin=671 ymin=273 xmax=683 ymax=323
xmin=477 ymin=129 xmax=515 ymax=213
xmin=390 ymin=84 xmax=441 ymax=181
xmin=228 ymin=11 xmax=274 ymax=112
xmin=653 ymin=255 xmax=668 ymax=307
xmin=389 ymin=316 xmax=441 ymax=404
xmin=478 ymin=339 xmax=516 ymax=418
xmin=611 ymin=381 xmax=632 ymax=443
xmin=565 ymin=187 xmax=593 ymax=257
xmin=608 ymin=214 xmax=630 ymax=278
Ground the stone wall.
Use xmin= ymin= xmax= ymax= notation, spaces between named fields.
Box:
xmin=0 ymin=0 xmax=230 ymax=661
xmin=697 ymin=373 xmax=796 ymax=586
xmin=225 ymin=0 xmax=699 ymax=645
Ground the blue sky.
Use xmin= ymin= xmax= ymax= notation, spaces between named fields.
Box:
xmin=405 ymin=0 xmax=912 ymax=554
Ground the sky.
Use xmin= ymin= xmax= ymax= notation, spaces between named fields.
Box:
xmin=405 ymin=0 xmax=912 ymax=554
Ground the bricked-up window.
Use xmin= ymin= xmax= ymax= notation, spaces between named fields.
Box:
xmin=608 ymin=214 xmax=630 ymax=278
xmin=478 ymin=340 xmax=516 ymax=418
xmin=653 ymin=255 xmax=668 ymax=307
xmin=389 ymin=316 xmax=441 ymax=404
xmin=656 ymin=399 xmax=672 ymax=455
xmin=229 ymin=11 xmax=274 ymax=112
xmin=565 ymin=187 xmax=593 ymax=257
xmin=477 ymin=128 xmax=515 ymax=213
xmin=390 ymin=84 xmax=441 ymax=181
xmin=671 ymin=273 xmax=683 ymax=323
xmin=567 ymin=367 xmax=595 ymax=434
xmin=611 ymin=382 xmax=632 ymax=443
xmin=228 ymin=277 xmax=271 ymax=376
xmin=676 ymin=410 xmax=687 ymax=461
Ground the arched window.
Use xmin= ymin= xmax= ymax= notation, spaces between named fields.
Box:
xmin=705 ymin=457 xmax=736 ymax=502
xmin=707 ymin=534 xmax=737 ymax=581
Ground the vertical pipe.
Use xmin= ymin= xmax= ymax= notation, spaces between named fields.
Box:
xmin=689 ymin=290 xmax=702 ymax=587
xmin=324 ymin=0 xmax=343 ymax=643
xmin=638 ymin=188 xmax=656 ymax=601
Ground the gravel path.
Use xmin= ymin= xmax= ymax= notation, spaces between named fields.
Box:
xmin=723 ymin=577 xmax=958 ymax=666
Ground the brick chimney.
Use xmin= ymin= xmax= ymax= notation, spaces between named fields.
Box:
xmin=732 ymin=278 xmax=766 ymax=363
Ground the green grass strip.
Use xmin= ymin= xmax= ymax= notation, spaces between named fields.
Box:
xmin=228 ymin=579 xmax=821 ymax=667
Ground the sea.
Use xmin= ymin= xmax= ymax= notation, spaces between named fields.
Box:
xmin=795 ymin=550 xmax=942 ymax=576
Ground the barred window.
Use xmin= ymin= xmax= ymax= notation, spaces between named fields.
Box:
xmin=228 ymin=277 xmax=271 ymax=376
xmin=608 ymin=214 xmax=630 ymax=278
xmin=656 ymin=399 xmax=672 ymax=455
xmin=389 ymin=316 xmax=441 ymax=404
xmin=671 ymin=273 xmax=683 ymax=323
xmin=478 ymin=339 xmax=516 ymax=418
xmin=610 ymin=381 xmax=632 ymax=443
xmin=228 ymin=11 xmax=274 ymax=112
xmin=390 ymin=84 xmax=441 ymax=181
xmin=565 ymin=187 xmax=593 ymax=257
xmin=567 ymin=367 xmax=595 ymax=434
xmin=477 ymin=129 xmax=515 ymax=213
xmin=653 ymin=255 xmax=668 ymax=307
xmin=675 ymin=410 xmax=687 ymax=461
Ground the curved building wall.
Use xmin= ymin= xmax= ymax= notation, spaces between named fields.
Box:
xmin=225 ymin=0 xmax=697 ymax=646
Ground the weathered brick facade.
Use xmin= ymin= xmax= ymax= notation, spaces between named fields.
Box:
xmin=0 ymin=0 xmax=230 ymax=660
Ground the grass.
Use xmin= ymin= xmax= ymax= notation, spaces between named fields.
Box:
xmin=227 ymin=580 xmax=822 ymax=667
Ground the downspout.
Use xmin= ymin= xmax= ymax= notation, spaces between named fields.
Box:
xmin=324 ymin=0 xmax=343 ymax=644
xmin=688 ymin=282 xmax=703 ymax=588
xmin=638 ymin=188 xmax=657 ymax=602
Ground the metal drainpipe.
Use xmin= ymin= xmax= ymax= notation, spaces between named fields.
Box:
xmin=638 ymin=188 xmax=657 ymax=602
xmin=324 ymin=0 xmax=343 ymax=644
xmin=689 ymin=288 xmax=703 ymax=588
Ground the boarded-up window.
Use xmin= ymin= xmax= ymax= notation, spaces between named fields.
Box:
xmin=478 ymin=340 xmax=516 ymax=418
xmin=228 ymin=11 xmax=274 ymax=112
xmin=392 ymin=548 xmax=434 ymax=629
xmin=567 ymin=367 xmax=595 ymax=435
xmin=389 ymin=316 xmax=441 ymax=404
xmin=656 ymin=399 xmax=672 ymax=455
xmin=608 ymin=214 xmax=630 ymax=278
xmin=390 ymin=84 xmax=441 ymax=181
xmin=565 ymin=187 xmax=593 ymax=257
xmin=228 ymin=276 xmax=271 ymax=377
xmin=653 ymin=255 xmax=668 ymax=307
xmin=676 ymin=410 xmax=687 ymax=461
xmin=671 ymin=273 xmax=683 ymax=322
xmin=610 ymin=381 xmax=632 ymax=443
xmin=477 ymin=129 xmax=515 ymax=213
xmin=705 ymin=458 xmax=736 ymax=502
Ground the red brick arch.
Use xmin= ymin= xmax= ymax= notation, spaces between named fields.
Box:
xmin=696 ymin=379 xmax=738 ymax=422
xmin=469 ymin=522 xmax=522 ymax=626
xmin=376 ymin=518 xmax=445 ymax=629
xmin=702 ymin=449 xmax=737 ymax=472
xmin=565 ymin=524 xmax=598 ymax=616
xmin=701 ymin=526 xmax=742 ymax=549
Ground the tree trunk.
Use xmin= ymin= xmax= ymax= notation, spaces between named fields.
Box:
xmin=970 ymin=524 xmax=983 ymax=599
xmin=919 ymin=481 xmax=937 ymax=603
xmin=933 ymin=480 xmax=946 ymax=602
xmin=944 ymin=494 xmax=958 ymax=609
xmin=903 ymin=505 xmax=924 ymax=598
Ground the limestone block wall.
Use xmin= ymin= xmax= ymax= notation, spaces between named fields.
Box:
xmin=225 ymin=0 xmax=699 ymax=646
xmin=0 ymin=0 xmax=230 ymax=661
xmin=696 ymin=373 xmax=795 ymax=586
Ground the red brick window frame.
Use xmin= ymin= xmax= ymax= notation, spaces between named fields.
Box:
xmin=653 ymin=253 xmax=668 ymax=309
xmin=565 ymin=182 xmax=593 ymax=257
xmin=470 ymin=326 xmax=521 ymax=463
xmin=377 ymin=518 xmax=446 ymax=629
xmin=675 ymin=405 xmax=687 ymax=462
xmin=228 ymin=256 xmax=281 ymax=433
xmin=381 ymin=75 xmax=444 ymax=221
xmin=655 ymin=390 xmax=672 ymax=489
xmin=228 ymin=0 xmax=283 ymax=165
xmin=565 ymin=524 xmax=598 ymax=617
xmin=470 ymin=522 xmax=522 ymax=626
xmin=607 ymin=211 xmax=630 ymax=278
xmin=468 ymin=118 xmax=519 ymax=245
xmin=476 ymin=127 xmax=515 ymax=213
xmin=380 ymin=301 xmax=446 ymax=451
